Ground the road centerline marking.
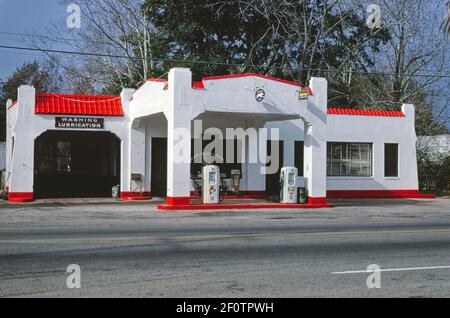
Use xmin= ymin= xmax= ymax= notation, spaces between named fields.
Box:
xmin=332 ymin=265 xmax=450 ymax=274
xmin=2 ymin=228 xmax=450 ymax=245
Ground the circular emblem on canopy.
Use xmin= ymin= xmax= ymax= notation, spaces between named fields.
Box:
xmin=255 ymin=88 xmax=265 ymax=102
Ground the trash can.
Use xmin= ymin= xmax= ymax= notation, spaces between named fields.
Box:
xmin=298 ymin=187 xmax=307 ymax=203
xmin=112 ymin=185 xmax=120 ymax=199
xmin=0 ymin=190 xmax=8 ymax=201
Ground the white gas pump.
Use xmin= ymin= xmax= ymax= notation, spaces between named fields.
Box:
xmin=280 ymin=167 xmax=298 ymax=203
xmin=202 ymin=165 xmax=220 ymax=204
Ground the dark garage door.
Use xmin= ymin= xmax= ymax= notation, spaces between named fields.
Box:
xmin=34 ymin=131 xmax=120 ymax=198
xmin=151 ymin=138 xmax=167 ymax=197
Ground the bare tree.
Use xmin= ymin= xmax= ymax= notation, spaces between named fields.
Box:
xmin=441 ymin=1 xmax=450 ymax=34
xmin=221 ymin=0 xmax=386 ymax=82
xmin=30 ymin=0 xmax=158 ymax=93
xmin=341 ymin=0 xmax=449 ymax=135
xmin=27 ymin=0 xmax=447 ymax=135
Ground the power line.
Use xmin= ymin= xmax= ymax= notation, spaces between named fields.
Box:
xmin=0 ymin=44 xmax=449 ymax=79
xmin=0 ymin=30 xmax=166 ymax=47
xmin=0 ymin=31 xmax=118 ymax=47
xmin=0 ymin=49 xmax=45 ymax=57
xmin=1 ymin=31 xmax=447 ymax=75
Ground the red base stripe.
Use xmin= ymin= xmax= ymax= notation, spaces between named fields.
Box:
xmin=120 ymin=192 xmax=151 ymax=201
xmin=166 ymin=196 xmax=190 ymax=205
xmin=327 ymin=189 xmax=435 ymax=199
xmin=308 ymin=197 xmax=327 ymax=204
xmin=158 ymin=202 xmax=332 ymax=210
xmin=8 ymin=192 xmax=34 ymax=203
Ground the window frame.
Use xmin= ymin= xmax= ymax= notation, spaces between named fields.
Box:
xmin=326 ymin=142 xmax=374 ymax=178
xmin=384 ymin=143 xmax=400 ymax=178
xmin=36 ymin=139 xmax=72 ymax=174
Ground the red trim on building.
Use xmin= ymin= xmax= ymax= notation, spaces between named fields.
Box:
xmin=35 ymin=93 xmax=124 ymax=116
xmin=327 ymin=189 xmax=435 ymax=199
xmin=308 ymin=197 xmax=328 ymax=205
xmin=8 ymin=192 xmax=34 ymax=203
xmin=158 ymin=82 xmax=205 ymax=90
xmin=192 ymin=81 xmax=205 ymax=89
xmin=145 ymin=73 xmax=311 ymax=93
xmin=166 ymin=196 xmax=190 ymax=205
xmin=120 ymin=192 xmax=151 ymax=201
xmin=147 ymin=78 xmax=166 ymax=83
xmin=327 ymin=108 xmax=404 ymax=117
xmin=201 ymin=73 xmax=312 ymax=94
xmin=143 ymin=77 xmax=202 ymax=92
xmin=158 ymin=202 xmax=331 ymax=210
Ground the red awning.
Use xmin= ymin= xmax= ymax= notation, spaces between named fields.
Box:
xmin=35 ymin=93 xmax=124 ymax=116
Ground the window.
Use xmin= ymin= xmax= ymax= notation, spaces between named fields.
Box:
xmin=294 ymin=141 xmax=304 ymax=176
xmin=36 ymin=140 xmax=54 ymax=172
xmin=36 ymin=140 xmax=71 ymax=173
xmin=55 ymin=142 xmax=71 ymax=172
xmin=384 ymin=143 xmax=399 ymax=177
xmin=327 ymin=142 xmax=372 ymax=177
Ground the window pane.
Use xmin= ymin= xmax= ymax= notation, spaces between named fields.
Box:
xmin=331 ymin=161 xmax=341 ymax=176
xmin=327 ymin=142 xmax=372 ymax=177
xmin=350 ymin=144 xmax=360 ymax=160
xmin=384 ymin=144 xmax=398 ymax=177
xmin=56 ymin=142 xmax=70 ymax=156
xmin=56 ymin=157 xmax=71 ymax=172
xmin=350 ymin=161 xmax=361 ymax=175
xmin=361 ymin=163 xmax=370 ymax=176
xmin=332 ymin=144 xmax=342 ymax=159
xmin=360 ymin=144 xmax=370 ymax=160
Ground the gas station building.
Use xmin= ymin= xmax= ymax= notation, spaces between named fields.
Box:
xmin=4 ymin=68 xmax=430 ymax=208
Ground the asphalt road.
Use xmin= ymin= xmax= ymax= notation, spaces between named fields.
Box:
xmin=0 ymin=197 xmax=450 ymax=297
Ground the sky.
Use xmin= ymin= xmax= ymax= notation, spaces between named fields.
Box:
xmin=0 ymin=0 xmax=67 ymax=80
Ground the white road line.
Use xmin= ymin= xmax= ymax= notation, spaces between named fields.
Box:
xmin=332 ymin=265 xmax=450 ymax=275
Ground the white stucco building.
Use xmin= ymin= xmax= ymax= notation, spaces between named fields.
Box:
xmin=4 ymin=68 xmax=430 ymax=207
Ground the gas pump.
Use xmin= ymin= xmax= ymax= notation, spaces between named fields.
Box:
xmin=280 ymin=167 xmax=298 ymax=203
xmin=230 ymin=169 xmax=241 ymax=195
xmin=202 ymin=165 xmax=220 ymax=204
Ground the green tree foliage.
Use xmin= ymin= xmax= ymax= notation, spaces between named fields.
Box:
xmin=0 ymin=61 xmax=59 ymax=140
xmin=418 ymin=149 xmax=450 ymax=195
xmin=140 ymin=0 xmax=447 ymax=134
xmin=142 ymin=0 xmax=389 ymax=81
